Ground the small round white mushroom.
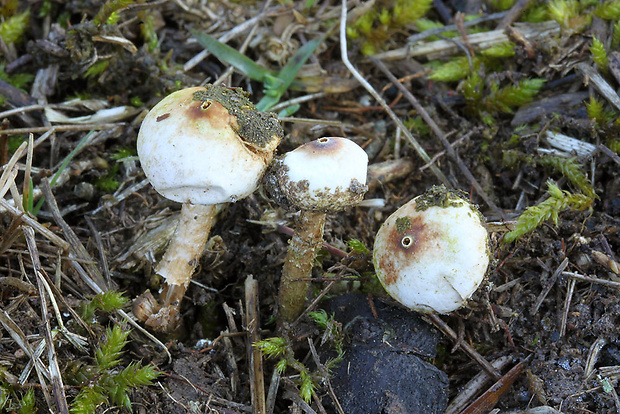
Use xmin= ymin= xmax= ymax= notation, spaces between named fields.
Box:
xmin=263 ymin=137 xmax=369 ymax=324
xmin=264 ymin=137 xmax=368 ymax=212
xmin=373 ymin=185 xmax=489 ymax=314
xmin=135 ymin=85 xmax=283 ymax=332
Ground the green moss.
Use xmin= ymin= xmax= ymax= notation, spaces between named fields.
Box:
xmin=504 ymin=181 xmax=593 ymax=243
xmin=586 ymin=96 xmax=615 ymax=126
xmin=70 ymin=325 xmax=160 ymax=413
xmin=429 ymin=56 xmax=478 ymax=82
xmin=595 ymin=0 xmax=620 ymax=19
xmin=548 ymin=0 xmax=591 ymax=32
xmin=590 ymin=36 xmax=608 ymax=72
xmin=0 ymin=8 xmax=30 ymax=44
xmin=395 ymin=216 xmax=412 ymax=233
xmin=348 ymin=0 xmax=433 ymax=54
xmin=93 ymin=0 xmax=134 ymax=25
xmin=538 ymin=156 xmax=596 ymax=198
xmin=481 ymin=42 xmax=516 ymax=58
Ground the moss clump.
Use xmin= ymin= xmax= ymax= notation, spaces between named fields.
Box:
xmin=193 ymin=85 xmax=283 ymax=149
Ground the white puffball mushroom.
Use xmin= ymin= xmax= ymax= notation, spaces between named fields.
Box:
xmin=135 ymin=85 xmax=283 ymax=332
xmin=373 ymin=185 xmax=489 ymax=314
xmin=138 ymin=86 xmax=282 ymax=205
xmin=264 ymin=137 xmax=368 ymax=212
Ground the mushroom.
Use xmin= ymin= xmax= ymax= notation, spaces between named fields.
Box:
xmin=134 ymin=85 xmax=283 ymax=332
xmin=372 ymin=185 xmax=489 ymax=314
xmin=263 ymin=137 xmax=369 ymax=324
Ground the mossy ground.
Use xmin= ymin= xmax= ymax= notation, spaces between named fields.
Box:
xmin=0 ymin=0 xmax=619 ymax=412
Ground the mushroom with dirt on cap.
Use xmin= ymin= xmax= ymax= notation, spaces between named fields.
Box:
xmin=134 ymin=84 xmax=283 ymax=332
xmin=263 ymin=137 xmax=369 ymax=324
xmin=372 ymin=185 xmax=490 ymax=314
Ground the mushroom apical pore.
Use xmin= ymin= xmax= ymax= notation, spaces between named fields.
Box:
xmin=373 ymin=186 xmax=489 ymax=314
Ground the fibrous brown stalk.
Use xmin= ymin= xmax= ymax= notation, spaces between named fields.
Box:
xmin=277 ymin=211 xmax=326 ymax=324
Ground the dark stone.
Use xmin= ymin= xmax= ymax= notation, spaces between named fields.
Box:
xmin=322 ymin=294 xmax=449 ymax=414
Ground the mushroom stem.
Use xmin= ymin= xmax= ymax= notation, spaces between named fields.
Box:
xmin=278 ymin=211 xmax=326 ymax=324
xmin=133 ymin=203 xmax=220 ymax=331
xmin=157 ymin=203 xmax=220 ymax=307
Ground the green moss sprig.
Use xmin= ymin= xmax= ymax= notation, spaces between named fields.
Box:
xmin=538 ymin=156 xmax=597 ymax=198
xmin=347 ymin=0 xmax=432 ymax=55
xmin=92 ymin=0 xmax=133 ymax=26
xmin=79 ymin=291 xmax=128 ymax=323
xmin=69 ymin=325 xmax=160 ymax=413
xmin=595 ymin=0 xmax=620 ymax=19
xmin=504 ymin=181 xmax=594 ymax=243
xmin=613 ymin=21 xmax=620 ymax=47
xmin=586 ymin=96 xmax=616 ymax=126
xmin=590 ymin=36 xmax=608 ymax=73
xmin=548 ymin=0 xmax=591 ymax=32
xmin=0 ymin=382 xmax=36 ymax=414
xmin=347 ymin=238 xmax=370 ymax=255
xmin=254 ymin=311 xmax=344 ymax=403
xmin=0 ymin=8 xmax=30 ymax=44
xmin=460 ymin=73 xmax=544 ymax=124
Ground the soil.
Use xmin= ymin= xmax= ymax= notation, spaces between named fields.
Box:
xmin=0 ymin=0 xmax=619 ymax=413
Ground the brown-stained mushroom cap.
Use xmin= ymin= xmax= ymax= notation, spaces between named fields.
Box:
xmin=137 ymin=85 xmax=283 ymax=205
xmin=263 ymin=137 xmax=369 ymax=213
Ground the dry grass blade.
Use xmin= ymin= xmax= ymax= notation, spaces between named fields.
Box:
xmin=0 ymin=307 xmax=54 ymax=407
xmin=375 ymin=21 xmax=560 ymax=61
xmin=23 ymin=226 xmax=69 ymax=413
xmin=40 ymin=178 xmax=110 ymax=291
xmin=339 ymin=0 xmax=451 ymax=188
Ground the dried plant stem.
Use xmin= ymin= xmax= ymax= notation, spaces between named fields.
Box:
xmin=278 ymin=211 xmax=326 ymax=325
xmin=245 ymin=276 xmax=267 ymax=414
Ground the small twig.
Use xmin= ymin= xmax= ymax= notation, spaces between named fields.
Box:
xmin=563 ymin=272 xmax=620 ymax=290
xmin=41 ymin=178 xmax=110 ymax=291
xmin=0 ymin=199 xmax=70 ymax=251
xmin=577 ymin=63 xmax=620 ymax=111
xmin=426 ymin=314 xmax=502 ymax=380
xmin=245 ymin=276 xmax=266 ymax=414
xmin=584 ymin=337 xmax=607 ymax=379
xmin=339 ymin=0 xmax=451 ymax=188
xmin=266 ymin=367 xmax=281 ymax=414
xmin=496 ymin=0 xmax=532 ymax=29
xmin=459 ymin=359 xmax=528 ymax=414
xmin=444 ymin=356 xmax=513 ymax=414
xmin=85 ymin=216 xmax=113 ymax=289
xmin=559 ymin=277 xmax=575 ymax=338
xmin=531 ymin=257 xmax=569 ymax=315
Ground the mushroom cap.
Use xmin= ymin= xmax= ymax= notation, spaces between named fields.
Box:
xmin=263 ymin=137 xmax=368 ymax=213
xmin=372 ymin=186 xmax=489 ymax=314
xmin=137 ymin=85 xmax=283 ymax=205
